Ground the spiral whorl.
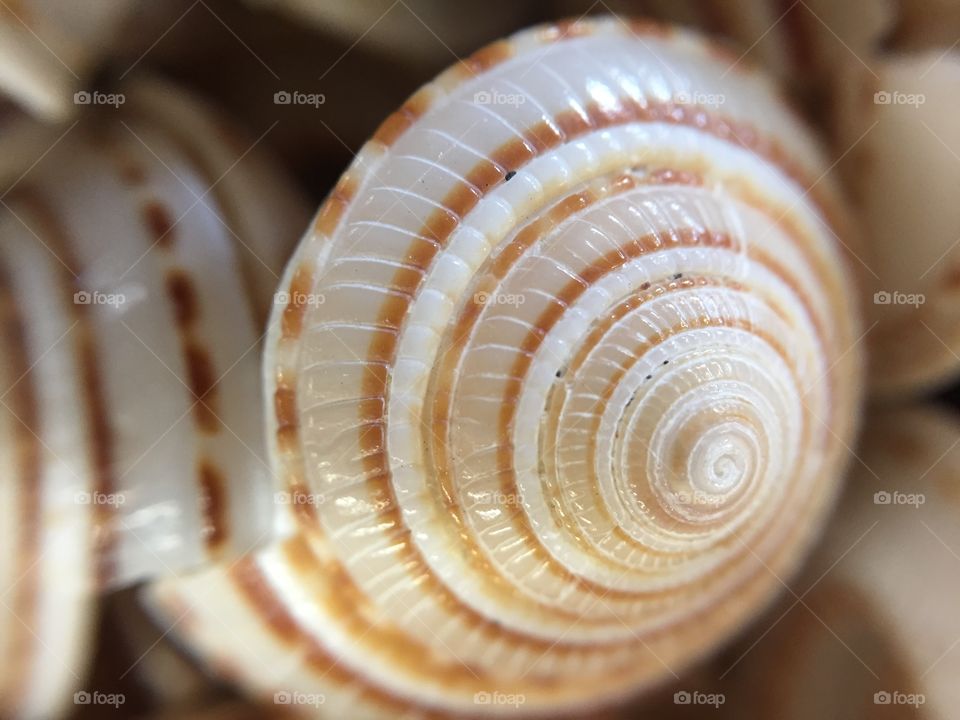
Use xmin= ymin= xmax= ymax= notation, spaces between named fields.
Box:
xmin=150 ymin=17 xmax=863 ymax=718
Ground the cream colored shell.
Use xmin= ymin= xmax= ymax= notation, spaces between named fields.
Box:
xmin=148 ymin=17 xmax=863 ymax=718
xmin=843 ymin=52 xmax=960 ymax=395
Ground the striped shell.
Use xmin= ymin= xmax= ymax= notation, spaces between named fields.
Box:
xmin=149 ymin=17 xmax=863 ymax=718
xmin=0 ymin=77 xmax=306 ymax=718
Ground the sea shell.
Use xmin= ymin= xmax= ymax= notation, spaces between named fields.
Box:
xmin=553 ymin=0 xmax=894 ymax=101
xmin=840 ymin=51 xmax=960 ymax=395
xmin=107 ymin=589 xmax=215 ymax=710
xmin=147 ymin=17 xmax=863 ymax=718
xmin=0 ymin=0 xmax=137 ymax=119
xmin=244 ymin=0 xmax=528 ymax=65
xmin=0 ymin=76 xmax=307 ymax=718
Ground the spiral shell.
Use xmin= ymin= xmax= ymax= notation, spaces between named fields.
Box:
xmin=149 ymin=17 xmax=863 ymax=717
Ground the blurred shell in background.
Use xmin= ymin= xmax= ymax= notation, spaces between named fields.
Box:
xmin=0 ymin=0 xmax=136 ymax=119
xmin=840 ymin=53 xmax=960 ymax=395
xmin=0 ymin=75 xmax=307 ymax=718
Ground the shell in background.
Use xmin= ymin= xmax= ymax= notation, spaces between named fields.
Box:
xmin=839 ymin=52 xmax=960 ymax=395
xmin=124 ymin=76 xmax=311 ymax=323
xmin=106 ymin=589 xmax=219 ymax=711
xmin=891 ymin=0 xmax=960 ymax=50
xmin=0 ymin=0 xmax=136 ymax=119
xmin=244 ymin=0 xmax=529 ymax=66
xmin=146 ymin=700 xmax=299 ymax=720
xmin=0 ymin=195 xmax=98 ymax=719
xmin=715 ymin=405 xmax=960 ymax=719
xmin=147 ymin=17 xmax=863 ymax=718
xmin=0 ymin=101 xmax=70 ymax=188
xmin=553 ymin=0 xmax=894 ymax=107
xmin=0 ymin=75 xmax=307 ymax=718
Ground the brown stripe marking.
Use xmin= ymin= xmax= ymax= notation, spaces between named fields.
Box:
xmin=166 ymin=269 xmax=198 ymax=329
xmin=160 ymin=267 xmax=222 ymax=434
xmin=185 ymin=341 xmax=220 ymax=433
xmin=372 ymin=88 xmax=434 ymax=148
xmin=540 ymin=278 xmax=752 ymax=553
xmin=313 ymin=175 xmax=358 ymax=237
xmin=228 ymin=534 xmax=714 ymax=701
xmin=362 ymin=99 xmax=843 ymax=261
xmin=280 ymin=262 xmax=314 ymax=341
xmin=142 ymin=199 xmax=175 ymax=248
xmin=274 ymin=384 xmax=299 ymax=455
xmin=455 ymin=39 xmax=514 ymax=79
xmin=544 ymin=244 xmax=827 ymax=559
xmin=12 ymin=187 xmax=118 ymax=585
